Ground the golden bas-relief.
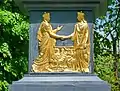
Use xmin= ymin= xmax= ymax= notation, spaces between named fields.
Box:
xmin=32 ymin=12 xmax=90 ymax=72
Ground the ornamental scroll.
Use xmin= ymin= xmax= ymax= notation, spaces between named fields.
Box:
xmin=32 ymin=12 xmax=90 ymax=72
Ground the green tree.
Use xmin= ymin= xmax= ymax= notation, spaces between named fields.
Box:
xmin=0 ymin=0 xmax=29 ymax=90
xmin=94 ymin=0 xmax=120 ymax=90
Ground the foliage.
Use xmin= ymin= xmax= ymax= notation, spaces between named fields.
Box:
xmin=94 ymin=0 xmax=120 ymax=91
xmin=0 ymin=0 xmax=29 ymax=91
xmin=94 ymin=55 xmax=120 ymax=91
xmin=94 ymin=0 xmax=120 ymax=57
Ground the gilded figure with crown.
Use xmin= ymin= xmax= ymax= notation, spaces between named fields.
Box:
xmin=66 ymin=12 xmax=90 ymax=72
xmin=32 ymin=12 xmax=65 ymax=72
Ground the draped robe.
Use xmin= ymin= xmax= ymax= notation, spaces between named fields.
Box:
xmin=72 ymin=20 xmax=90 ymax=72
xmin=33 ymin=20 xmax=57 ymax=72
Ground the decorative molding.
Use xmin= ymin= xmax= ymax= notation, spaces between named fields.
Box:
xmin=14 ymin=0 xmax=109 ymax=18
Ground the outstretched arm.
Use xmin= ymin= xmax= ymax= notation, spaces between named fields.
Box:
xmin=63 ymin=24 xmax=77 ymax=39
xmin=48 ymin=30 xmax=64 ymax=39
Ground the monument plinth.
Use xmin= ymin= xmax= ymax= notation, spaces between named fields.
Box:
xmin=10 ymin=0 xmax=111 ymax=91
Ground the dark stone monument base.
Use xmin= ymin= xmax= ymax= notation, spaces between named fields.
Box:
xmin=10 ymin=73 xmax=110 ymax=91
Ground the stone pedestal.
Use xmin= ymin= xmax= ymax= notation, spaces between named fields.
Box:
xmin=10 ymin=0 xmax=111 ymax=91
xmin=10 ymin=73 xmax=110 ymax=91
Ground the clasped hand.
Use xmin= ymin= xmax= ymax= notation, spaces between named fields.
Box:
xmin=60 ymin=36 xmax=70 ymax=40
xmin=56 ymin=25 xmax=71 ymax=40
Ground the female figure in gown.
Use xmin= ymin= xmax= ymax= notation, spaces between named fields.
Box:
xmin=66 ymin=12 xmax=90 ymax=72
xmin=32 ymin=12 xmax=64 ymax=72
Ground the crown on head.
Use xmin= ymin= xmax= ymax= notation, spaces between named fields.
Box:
xmin=42 ymin=12 xmax=50 ymax=18
xmin=77 ymin=11 xmax=84 ymax=17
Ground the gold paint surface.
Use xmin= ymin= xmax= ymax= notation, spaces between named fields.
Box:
xmin=32 ymin=12 xmax=90 ymax=72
